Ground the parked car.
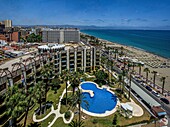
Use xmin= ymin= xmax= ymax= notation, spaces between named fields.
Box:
xmin=160 ymin=98 xmax=170 ymax=104
xmin=145 ymin=86 xmax=152 ymax=91
xmin=152 ymin=90 xmax=160 ymax=97
xmin=142 ymin=83 xmax=146 ymax=87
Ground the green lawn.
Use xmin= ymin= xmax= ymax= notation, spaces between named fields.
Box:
xmin=41 ymin=114 xmax=56 ymax=127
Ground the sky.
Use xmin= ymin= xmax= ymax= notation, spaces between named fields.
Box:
xmin=0 ymin=0 xmax=170 ymax=28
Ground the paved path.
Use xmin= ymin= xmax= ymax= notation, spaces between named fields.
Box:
xmin=33 ymin=81 xmax=74 ymax=127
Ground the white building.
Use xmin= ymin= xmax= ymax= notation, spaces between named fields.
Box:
xmin=42 ymin=28 xmax=80 ymax=43
xmin=38 ymin=43 xmax=100 ymax=73
xmin=2 ymin=20 xmax=12 ymax=27
xmin=0 ymin=40 xmax=7 ymax=47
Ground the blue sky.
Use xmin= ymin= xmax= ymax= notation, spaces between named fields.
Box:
xmin=0 ymin=0 xmax=170 ymax=27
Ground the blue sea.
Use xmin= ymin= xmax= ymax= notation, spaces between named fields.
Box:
xmin=81 ymin=29 xmax=170 ymax=58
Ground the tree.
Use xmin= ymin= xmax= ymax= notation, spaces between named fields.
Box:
xmin=69 ymin=88 xmax=88 ymax=127
xmin=23 ymin=87 xmax=36 ymax=127
xmin=95 ymin=70 xmax=107 ymax=84
xmin=143 ymin=67 xmax=150 ymax=84
xmin=138 ymin=63 xmax=143 ymax=75
xmin=112 ymin=114 xmax=118 ymax=125
xmin=128 ymin=71 xmax=132 ymax=100
xmin=51 ymin=77 xmax=61 ymax=93
xmin=121 ymin=69 xmax=127 ymax=94
xmin=69 ymin=119 xmax=84 ymax=127
xmin=101 ymin=56 xmax=107 ymax=67
xmin=160 ymin=77 xmax=166 ymax=95
xmin=114 ymin=49 xmax=118 ymax=60
xmin=117 ymin=74 xmax=123 ymax=89
xmin=132 ymin=62 xmax=135 ymax=71
xmin=120 ymin=46 xmax=124 ymax=56
xmin=61 ymin=69 xmax=70 ymax=105
xmin=106 ymin=59 xmax=112 ymax=85
xmin=5 ymin=86 xmax=26 ymax=126
xmin=70 ymin=72 xmax=80 ymax=95
xmin=34 ymin=81 xmax=45 ymax=115
xmin=152 ymin=71 xmax=157 ymax=87
xmin=41 ymin=63 xmax=54 ymax=104
xmin=26 ymin=33 xmax=42 ymax=42
xmin=127 ymin=61 xmax=132 ymax=71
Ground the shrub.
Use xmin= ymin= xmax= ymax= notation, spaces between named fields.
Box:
xmin=92 ymin=119 xmax=98 ymax=124
xmin=112 ymin=114 xmax=118 ymax=125
xmin=65 ymin=111 xmax=71 ymax=119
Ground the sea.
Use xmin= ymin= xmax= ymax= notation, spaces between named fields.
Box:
xmin=81 ymin=29 xmax=170 ymax=58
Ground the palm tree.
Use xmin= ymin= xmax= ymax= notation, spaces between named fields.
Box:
xmin=132 ymin=62 xmax=135 ymax=71
xmin=152 ymin=71 xmax=157 ymax=87
xmin=61 ymin=69 xmax=70 ymax=105
xmin=120 ymin=46 xmax=124 ymax=56
xmin=114 ymin=49 xmax=118 ymax=60
xmin=5 ymin=86 xmax=26 ymax=126
xmin=23 ymin=87 xmax=36 ymax=127
xmin=160 ymin=77 xmax=166 ymax=94
xmin=117 ymin=74 xmax=123 ymax=89
xmin=70 ymin=72 xmax=80 ymax=95
xmin=34 ymin=81 xmax=45 ymax=115
xmin=128 ymin=71 xmax=132 ymax=100
xmin=121 ymin=69 xmax=127 ymax=94
xmin=138 ymin=63 xmax=143 ymax=75
xmin=41 ymin=63 xmax=54 ymax=104
xmin=101 ymin=56 xmax=107 ymax=67
xmin=106 ymin=59 xmax=112 ymax=85
xmin=95 ymin=69 xmax=107 ymax=84
xmin=51 ymin=77 xmax=61 ymax=93
xmin=143 ymin=67 xmax=150 ymax=84
xmin=69 ymin=119 xmax=84 ymax=127
xmin=127 ymin=61 xmax=132 ymax=71
xmin=69 ymin=88 xmax=88 ymax=127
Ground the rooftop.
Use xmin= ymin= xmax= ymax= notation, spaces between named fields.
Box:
xmin=130 ymin=80 xmax=161 ymax=107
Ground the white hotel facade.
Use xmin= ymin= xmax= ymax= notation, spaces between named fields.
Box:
xmin=42 ymin=28 xmax=80 ymax=43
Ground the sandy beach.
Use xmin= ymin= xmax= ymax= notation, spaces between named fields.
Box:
xmin=98 ymin=38 xmax=170 ymax=92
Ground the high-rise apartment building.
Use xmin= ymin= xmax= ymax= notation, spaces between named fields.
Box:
xmin=42 ymin=28 xmax=80 ymax=43
xmin=2 ymin=20 xmax=12 ymax=27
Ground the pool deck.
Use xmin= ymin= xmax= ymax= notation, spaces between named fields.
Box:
xmin=79 ymin=81 xmax=120 ymax=117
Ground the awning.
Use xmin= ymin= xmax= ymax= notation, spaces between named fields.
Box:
xmin=158 ymin=112 xmax=167 ymax=116
xmin=121 ymin=103 xmax=133 ymax=111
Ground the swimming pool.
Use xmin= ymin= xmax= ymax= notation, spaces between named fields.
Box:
xmin=80 ymin=82 xmax=117 ymax=116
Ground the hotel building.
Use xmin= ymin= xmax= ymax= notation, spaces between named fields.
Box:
xmin=42 ymin=28 xmax=80 ymax=43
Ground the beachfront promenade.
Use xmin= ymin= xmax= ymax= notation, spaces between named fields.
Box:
xmin=102 ymin=48 xmax=170 ymax=125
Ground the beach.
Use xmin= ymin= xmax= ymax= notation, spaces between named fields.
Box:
xmin=87 ymin=35 xmax=170 ymax=92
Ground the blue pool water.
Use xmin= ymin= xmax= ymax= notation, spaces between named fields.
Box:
xmin=81 ymin=82 xmax=117 ymax=114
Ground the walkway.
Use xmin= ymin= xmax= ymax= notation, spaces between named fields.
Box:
xmin=33 ymin=81 xmax=74 ymax=127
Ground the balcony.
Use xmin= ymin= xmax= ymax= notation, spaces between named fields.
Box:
xmin=77 ymin=53 xmax=82 ymax=56
xmin=62 ymin=60 xmax=67 ymax=64
xmin=70 ymin=54 xmax=74 ymax=57
xmin=61 ymin=55 xmax=67 ymax=58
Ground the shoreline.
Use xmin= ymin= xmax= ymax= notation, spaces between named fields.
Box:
xmin=80 ymin=31 xmax=170 ymax=60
